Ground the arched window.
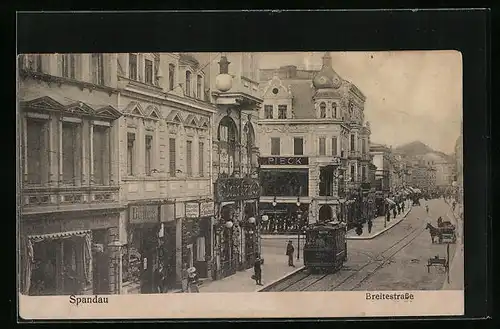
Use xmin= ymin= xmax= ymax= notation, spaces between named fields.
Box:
xmin=168 ymin=64 xmax=175 ymax=91
xmin=218 ymin=116 xmax=239 ymax=175
xmin=319 ymin=102 xmax=326 ymax=118
xmin=197 ymin=75 xmax=203 ymax=100
xmin=185 ymin=71 xmax=191 ymax=96
xmin=332 ymin=103 xmax=337 ymax=118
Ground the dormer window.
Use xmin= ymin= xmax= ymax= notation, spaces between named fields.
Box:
xmin=264 ymin=105 xmax=273 ymax=119
xmin=278 ymin=105 xmax=287 ymax=119
xmin=320 ymin=102 xmax=326 ymax=118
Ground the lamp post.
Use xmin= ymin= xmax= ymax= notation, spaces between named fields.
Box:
xmin=258 ymin=215 xmax=268 ymax=257
xmin=296 ymin=197 xmax=301 ymax=260
xmin=248 ymin=216 xmax=256 ymax=260
xmin=272 ymin=196 xmax=277 ymax=234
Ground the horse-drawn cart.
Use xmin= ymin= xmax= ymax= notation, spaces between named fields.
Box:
xmin=438 ymin=220 xmax=457 ymax=243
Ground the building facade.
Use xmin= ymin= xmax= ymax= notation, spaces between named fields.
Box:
xmin=410 ymin=160 xmax=437 ymax=194
xmin=257 ymin=53 xmax=374 ymax=231
xmin=18 ymin=54 xmax=124 ymax=296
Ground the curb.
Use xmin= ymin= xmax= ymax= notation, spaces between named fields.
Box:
xmin=262 ymin=235 xmax=306 ymax=240
xmin=346 ymin=207 xmax=412 ymax=241
xmin=256 ymin=266 xmax=305 ymax=292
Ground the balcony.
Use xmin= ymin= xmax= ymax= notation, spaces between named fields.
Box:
xmin=21 ymin=185 xmax=120 ymax=215
xmin=348 ymin=150 xmax=361 ymax=159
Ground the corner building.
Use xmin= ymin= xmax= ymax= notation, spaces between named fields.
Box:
xmin=257 ymin=53 xmax=374 ymax=231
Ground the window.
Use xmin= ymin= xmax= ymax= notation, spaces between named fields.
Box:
xmin=145 ymin=59 xmax=153 ymax=84
xmin=218 ymin=125 xmax=228 ymax=142
xmin=350 ymin=134 xmax=355 ymax=151
xmin=91 ymin=54 xmax=104 ymax=85
xmin=127 ymin=133 xmax=135 ymax=176
xmin=332 ymin=103 xmax=337 ymax=118
xmin=129 ymin=54 xmax=138 ymax=80
xmin=196 ymin=237 xmax=206 ymax=261
xmin=61 ymin=54 xmax=76 ymax=79
xmin=199 ymin=142 xmax=204 ymax=177
xmin=93 ymin=126 xmax=110 ymax=185
xmin=145 ymin=135 xmax=153 ymax=175
xmin=351 ymin=165 xmax=355 ymax=181
xmin=278 ymin=105 xmax=287 ymax=119
xmin=362 ymin=166 xmax=366 ymax=182
xmin=168 ymin=64 xmax=175 ymax=90
xmin=362 ymin=138 xmax=366 ymax=153
xmin=259 ymin=168 xmax=309 ymax=197
xmin=264 ymin=105 xmax=273 ymax=119
xmin=271 ymin=138 xmax=280 ymax=155
xmin=169 ymin=138 xmax=176 ymax=177
xmin=185 ymin=71 xmax=191 ymax=96
xmin=332 ymin=137 xmax=338 ymax=156
xmin=25 ymin=119 xmax=49 ymax=184
xmin=293 ymin=137 xmax=304 ymax=156
xmin=26 ymin=55 xmax=43 ymax=72
xmin=197 ymin=75 xmax=203 ymax=100
xmin=319 ymin=137 xmax=326 ymax=156
xmin=62 ymin=122 xmax=81 ymax=185
xmin=320 ymin=102 xmax=326 ymax=118
xmin=186 ymin=141 xmax=192 ymax=176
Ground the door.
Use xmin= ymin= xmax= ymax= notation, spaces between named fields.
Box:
xmin=140 ymin=227 xmax=158 ymax=294
xmin=194 ymin=236 xmax=208 ymax=278
xmin=92 ymin=247 xmax=109 ymax=294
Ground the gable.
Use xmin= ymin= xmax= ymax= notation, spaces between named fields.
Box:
xmin=123 ymin=101 xmax=145 ymax=116
xmin=64 ymin=102 xmax=95 ymax=116
xmin=184 ymin=114 xmax=199 ymax=127
xmin=20 ymin=96 xmax=65 ymax=111
xmin=166 ymin=110 xmax=183 ymax=123
xmin=146 ymin=105 xmax=162 ymax=120
xmin=95 ymin=106 xmax=122 ymax=120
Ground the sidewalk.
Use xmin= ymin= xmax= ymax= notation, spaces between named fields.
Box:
xmin=346 ymin=200 xmax=413 ymax=240
xmin=198 ymin=253 xmax=304 ymax=293
xmin=442 ymin=202 xmax=464 ymax=290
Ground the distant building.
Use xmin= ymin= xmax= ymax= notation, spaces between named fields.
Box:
xmin=410 ymin=160 xmax=437 ymax=193
xmin=257 ymin=54 xmax=374 ymax=230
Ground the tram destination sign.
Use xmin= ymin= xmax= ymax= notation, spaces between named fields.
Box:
xmin=259 ymin=156 xmax=309 ymax=166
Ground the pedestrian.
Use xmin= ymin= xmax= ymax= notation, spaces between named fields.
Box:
xmin=367 ymin=218 xmax=373 ymax=233
xmin=402 ymin=201 xmax=405 ymax=212
xmin=426 ymin=204 xmax=429 ymax=214
xmin=186 ymin=267 xmax=199 ymax=293
xmin=181 ymin=263 xmax=189 ymax=293
xmin=154 ymin=263 xmax=166 ymax=293
xmin=286 ymin=240 xmax=295 ymax=267
xmin=452 ymin=200 xmax=457 ymax=212
xmin=253 ymin=254 xmax=263 ymax=285
xmin=392 ymin=205 xmax=397 ymax=219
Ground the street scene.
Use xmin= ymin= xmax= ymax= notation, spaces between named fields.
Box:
xmin=17 ymin=51 xmax=463 ymax=296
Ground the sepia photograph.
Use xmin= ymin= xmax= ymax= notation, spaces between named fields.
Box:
xmin=17 ymin=50 xmax=464 ymax=319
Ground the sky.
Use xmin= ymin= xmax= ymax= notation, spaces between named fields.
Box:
xmin=258 ymin=51 xmax=462 ymax=155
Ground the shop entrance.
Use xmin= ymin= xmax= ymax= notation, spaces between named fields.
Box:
xmin=92 ymin=229 xmax=109 ymax=294
xmin=161 ymin=222 xmax=177 ymax=290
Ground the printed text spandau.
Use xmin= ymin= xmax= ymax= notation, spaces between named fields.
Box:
xmin=69 ymin=295 xmax=109 ymax=306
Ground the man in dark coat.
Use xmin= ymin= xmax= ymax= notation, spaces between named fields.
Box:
xmin=253 ymin=254 xmax=263 ymax=285
xmin=286 ymin=240 xmax=295 ymax=267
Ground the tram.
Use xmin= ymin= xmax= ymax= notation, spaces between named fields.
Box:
xmin=303 ymin=221 xmax=347 ymax=272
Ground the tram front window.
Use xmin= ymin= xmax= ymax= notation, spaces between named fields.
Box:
xmin=306 ymin=231 xmax=334 ymax=248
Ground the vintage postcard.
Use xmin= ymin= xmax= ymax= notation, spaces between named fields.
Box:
xmin=17 ymin=51 xmax=464 ymax=319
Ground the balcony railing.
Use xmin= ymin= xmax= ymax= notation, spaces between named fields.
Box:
xmin=22 ymin=185 xmax=120 ymax=210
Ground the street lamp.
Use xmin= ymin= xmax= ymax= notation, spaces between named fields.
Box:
xmin=296 ymin=197 xmax=301 ymax=260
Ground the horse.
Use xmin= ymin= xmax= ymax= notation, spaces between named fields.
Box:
xmin=425 ymin=223 xmax=442 ymax=244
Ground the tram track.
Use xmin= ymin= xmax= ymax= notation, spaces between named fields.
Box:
xmin=261 ymin=221 xmax=427 ymax=292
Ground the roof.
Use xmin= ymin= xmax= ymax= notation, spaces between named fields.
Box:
xmin=288 ymin=80 xmax=316 ymax=118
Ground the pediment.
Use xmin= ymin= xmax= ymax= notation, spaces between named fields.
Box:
xmin=20 ymin=96 xmax=65 ymax=111
xmin=64 ymin=102 xmax=96 ymax=116
xmin=146 ymin=105 xmax=162 ymax=120
xmin=165 ymin=110 xmax=183 ymax=123
xmin=198 ymin=117 xmax=210 ymax=129
xmin=184 ymin=114 xmax=199 ymax=127
xmin=123 ymin=101 xmax=145 ymax=116
xmin=95 ymin=105 xmax=123 ymax=120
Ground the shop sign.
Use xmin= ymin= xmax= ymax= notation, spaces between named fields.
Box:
xmin=129 ymin=204 xmax=159 ymax=224
xmin=200 ymin=202 xmax=214 ymax=217
xmin=215 ymin=177 xmax=260 ymax=202
xmin=259 ymin=156 xmax=309 ymax=166
xmin=161 ymin=204 xmax=175 ymax=222
xmin=185 ymin=202 xmax=200 ymax=218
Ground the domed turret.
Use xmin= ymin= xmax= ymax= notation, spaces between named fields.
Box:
xmin=215 ymin=55 xmax=233 ymax=92
xmin=312 ymin=52 xmax=342 ymax=90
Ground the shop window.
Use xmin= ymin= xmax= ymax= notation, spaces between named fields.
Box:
xmin=271 ymin=137 xmax=280 ymax=155
xmin=319 ymin=137 xmax=326 ymax=156
xmin=127 ymin=132 xmax=135 ymax=176
xmin=259 ymin=168 xmax=309 ymax=197
xmin=62 ymin=122 xmax=82 ymax=185
xmin=264 ymin=105 xmax=273 ymax=119
xmin=186 ymin=140 xmax=193 ymax=176
xmin=145 ymin=135 xmax=153 ymax=175
xmin=129 ymin=54 xmax=138 ymax=80
xmin=61 ymin=54 xmax=76 ymax=79
xmin=145 ymin=59 xmax=153 ymax=84
xmin=293 ymin=137 xmax=303 ymax=156
xmin=91 ymin=53 xmax=104 ymax=85
xmin=93 ymin=125 xmax=110 ymax=185
xmin=169 ymin=138 xmax=176 ymax=177
xmin=168 ymin=64 xmax=175 ymax=91
xmin=25 ymin=118 xmax=49 ymax=185
xmin=278 ymin=105 xmax=287 ymax=119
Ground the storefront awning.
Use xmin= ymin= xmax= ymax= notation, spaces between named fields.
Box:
xmin=385 ymin=198 xmax=396 ymax=205
xmin=28 ymin=230 xmax=92 ymax=241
